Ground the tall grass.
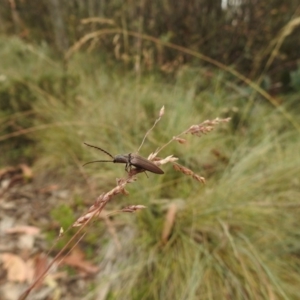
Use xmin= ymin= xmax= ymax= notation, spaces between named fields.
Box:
xmin=1 ymin=37 xmax=300 ymax=299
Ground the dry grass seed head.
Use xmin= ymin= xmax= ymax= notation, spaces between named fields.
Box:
xmin=187 ymin=117 xmax=231 ymax=136
xmin=73 ymin=177 xmax=137 ymax=227
xmin=173 ymin=137 xmax=187 ymax=144
xmin=121 ymin=205 xmax=147 ymax=213
xmin=173 ymin=163 xmax=206 ymax=184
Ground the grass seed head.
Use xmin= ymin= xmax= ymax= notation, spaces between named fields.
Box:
xmin=173 ymin=163 xmax=206 ymax=184
xmin=173 ymin=137 xmax=187 ymax=144
xmin=187 ymin=117 xmax=231 ymax=136
xmin=121 ymin=205 xmax=147 ymax=213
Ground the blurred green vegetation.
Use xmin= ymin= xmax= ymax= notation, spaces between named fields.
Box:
xmin=0 ymin=1 xmax=300 ymax=82
xmin=0 ymin=31 xmax=300 ymax=300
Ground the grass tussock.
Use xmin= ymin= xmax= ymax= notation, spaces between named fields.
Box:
xmin=1 ymin=37 xmax=300 ymax=299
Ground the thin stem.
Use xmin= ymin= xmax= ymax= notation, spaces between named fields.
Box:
xmin=154 ymin=129 xmax=188 ymax=156
xmin=137 ymin=116 xmax=161 ymax=153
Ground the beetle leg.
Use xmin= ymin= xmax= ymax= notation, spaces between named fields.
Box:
xmin=125 ymin=162 xmax=130 ymax=173
xmin=126 ymin=154 xmax=132 ymax=172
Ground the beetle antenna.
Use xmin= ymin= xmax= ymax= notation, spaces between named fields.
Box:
xmin=82 ymin=160 xmax=113 ymax=167
xmin=84 ymin=143 xmax=114 ymax=159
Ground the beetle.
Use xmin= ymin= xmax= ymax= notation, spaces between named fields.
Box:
xmin=83 ymin=142 xmax=164 ymax=175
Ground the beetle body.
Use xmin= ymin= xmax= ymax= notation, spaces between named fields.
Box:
xmin=118 ymin=153 xmax=164 ymax=174
xmin=83 ymin=143 xmax=164 ymax=175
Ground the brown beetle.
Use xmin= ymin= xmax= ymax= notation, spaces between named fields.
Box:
xmin=83 ymin=143 xmax=164 ymax=174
